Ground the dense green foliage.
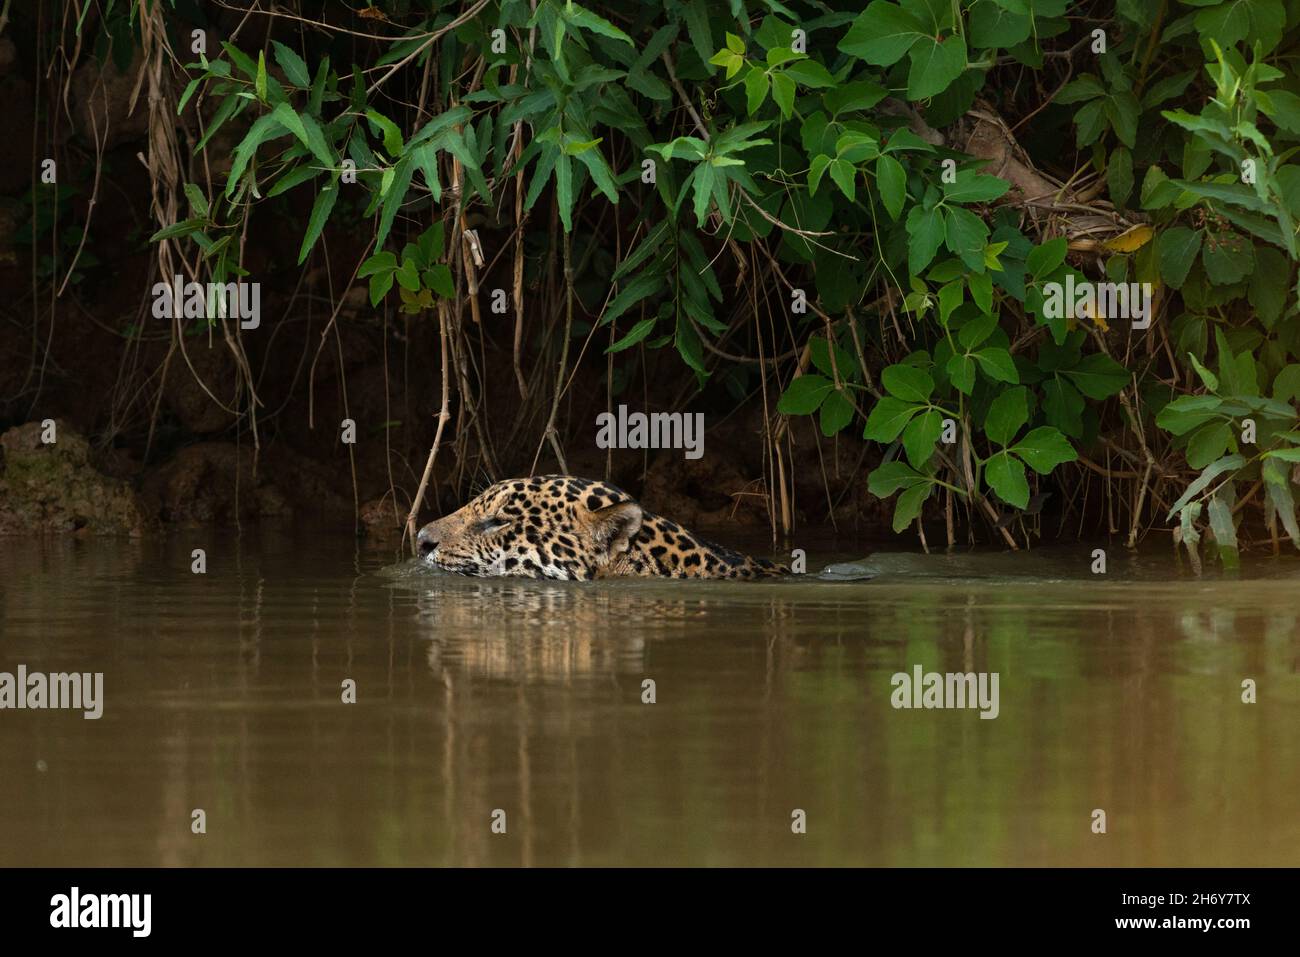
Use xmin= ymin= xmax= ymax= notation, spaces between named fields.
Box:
xmin=145 ymin=0 xmax=1300 ymax=558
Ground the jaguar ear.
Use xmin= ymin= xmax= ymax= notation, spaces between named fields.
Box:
xmin=589 ymin=501 xmax=643 ymax=557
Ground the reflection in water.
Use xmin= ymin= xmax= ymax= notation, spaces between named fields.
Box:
xmin=0 ymin=532 xmax=1297 ymax=866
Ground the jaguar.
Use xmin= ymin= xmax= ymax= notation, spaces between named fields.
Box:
xmin=417 ymin=475 xmax=789 ymax=581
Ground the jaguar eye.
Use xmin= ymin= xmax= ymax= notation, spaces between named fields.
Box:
xmin=476 ymin=517 xmax=509 ymax=534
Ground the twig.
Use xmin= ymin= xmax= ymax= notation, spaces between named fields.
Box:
xmin=405 ymin=300 xmax=454 ymax=553
xmin=366 ymin=0 xmax=492 ymax=94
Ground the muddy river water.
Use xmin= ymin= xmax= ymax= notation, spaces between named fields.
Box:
xmin=1 ymin=530 xmax=1296 ymax=866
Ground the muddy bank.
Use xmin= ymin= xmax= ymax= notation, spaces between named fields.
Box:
xmin=0 ymin=420 xmax=151 ymax=536
xmin=0 ymin=413 xmax=890 ymax=541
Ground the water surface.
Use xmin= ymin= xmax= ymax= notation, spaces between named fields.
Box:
xmin=1 ymin=530 xmax=1296 ymax=866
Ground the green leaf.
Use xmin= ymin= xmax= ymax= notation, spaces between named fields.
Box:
xmin=1188 ymin=352 xmax=1219 ymax=392
xmin=969 ymin=1 xmax=1031 ymax=49
xmin=1201 ymin=231 xmax=1254 ymax=286
xmin=820 ymin=389 xmax=856 ymax=436
xmin=255 ymin=50 xmax=268 ymax=102
xmin=986 ymin=451 xmax=1029 ymax=509
xmin=556 ymin=152 xmax=574 ymax=231
xmin=778 ymin=374 xmax=834 ymax=414
xmin=272 ymin=41 xmax=311 ymax=87
xmin=183 ymin=183 xmax=209 ymax=218
xmin=267 ymin=165 xmax=319 ymax=197
xmin=869 ymin=460 xmax=927 ymax=496
xmin=809 ymin=337 xmax=857 ymax=380
xmin=1043 ymin=377 xmax=1085 ymax=437
xmin=575 ymin=144 xmax=620 ymax=204
xmin=969 ymin=270 xmax=993 ymax=314
xmin=1064 ymin=352 xmax=1129 ymax=399
xmin=1157 ymin=226 xmax=1202 ymax=289
xmin=1172 ymin=179 xmax=1270 ymax=213
xmin=881 ymin=129 xmax=937 ymax=154
xmin=942 ymin=170 xmax=1011 ymax=204
xmin=902 ymin=408 xmax=943 ymax=468
xmin=177 ymin=76 xmax=203 ymax=116
xmin=1156 ymin=395 xmax=1224 ymax=436
xmin=565 ymin=4 xmax=635 ymax=44
xmin=892 ymin=481 xmax=934 ymax=533
xmin=1195 ymin=0 xmax=1284 ymax=53
xmin=824 ymin=79 xmax=888 ymax=115
xmin=1259 ymin=88 xmax=1300 ymax=135
xmin=1055 ymin=75 xmax=1105 ymax=104
xmin=675 ymin=313 xmax=709 ymax=379
xmin=864 ymin=396 xmax=922 ymax=442
xmin=973 ymin=346 xmax=1019 ymax=383
xmin=839 ymin=2 xmax=925 ymax=66
xmin=1011 ymin=426 xmax=1076 ymax=474
xmin=1166 ymin=453 xmax=1245 ymax=520
xmin=771 ymin=73 xmax=796 ymax=119
xmin=1262 ymin=464 xmax=1300 ymax=549
xmin=225 ymin=113 xmax=289 ymax=197
xmin=394 ymin=257 xmax=420 ymax=292
xmin=1104 ymin=91 xmax=1139 ymax=147
xmin=876 ymin=154 xmax=907 ymax=220
xmin=309 ymin=56 xmax=330 ymax=115
xmin=984 ymin=385 xmax=1029 ymax=445
xmin=744 ymin=69 xmax=769 ymax=114
xmin=297 ymin=181 xmax=338 ymax=264
xmin=417 ymin=223 xmax=445 ymax=264
xmin=828 ymin=158 xmax=856 ymax=201
xmin=148 ymin=217 xmax=206 ymax=243
xmin=602 ymin=271 xmax=665 ymax=327
xmin=358 ymin=251 xmax=396 ymax=278
xmin=1074 ymin=99 xmax=1107 ymax=146
xmin=906 ymin=205 xmax=946 ymax=274
xmin=785 ymin=60 xmax=836 ymax=89
xmin=366 ymin=109 xmax=405 ymax=158
xmin=369 ymin=270 xmax=394 ymax=306
xmin=1141 ymin=165 xmax=1179 ymax=209
xmin=709 ymin=49 xmax=744 ymax=79
xmin=909 ymin=35 xmax=972 ymax=100
xmin=947 ymin=353 xmax=976 ymax=394
xmin=836 ymin=131 xmax=879 ymax=163
xmin=424 ymin=264 xmax=454 ymax=298
xmin=906 ymin=34 xmax=967 ymax=100
xmin=1108 ymin=146 xmax=1133 ymax=207
xmin=1026 ymin=237 xmax=1067 ymax=279
xmin=1207 ymin=492 xmax=1239 ymax=566
xmin=938 ymin=281 xmax=964 ymax=326
xmin=944 ymin=207 xmax=989 ymax=268
xmin=606 ymin=316 xmax=658 ymax=353
xmin=881 ymin=364 xmax=934 ymax=402
xmin=375 ymin=155 xmax=413 ymax=249
xmin=1249 ymin=246 xmax=1291 ymax=328
xmin=269 ymin=103 xmax=325 ymax=169
xmin=1141 ymin=69 xmax=1195 ymax=110
xmin=222 ymin=42 xmax=258 ymax=80
xmin=1186 ymin=420 xmax=1233 ymax=469
xmin=807 ymin=154 xmax=832 ymax=196
xmin=1272 ymin=364 xmax=1300 ymax=403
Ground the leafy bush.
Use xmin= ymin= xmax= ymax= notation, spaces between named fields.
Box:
xmin=151 ymin=0 xmax=1299 ymax=561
